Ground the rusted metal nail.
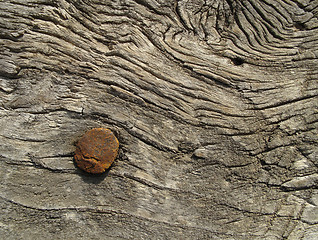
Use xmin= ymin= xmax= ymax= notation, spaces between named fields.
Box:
xmin=74 ymin=128 xmax=119 ymax=174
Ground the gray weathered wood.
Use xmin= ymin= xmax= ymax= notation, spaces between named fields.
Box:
xmin=0 ymin=0 xmax=317 ymax=239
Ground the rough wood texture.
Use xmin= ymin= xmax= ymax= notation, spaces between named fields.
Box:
xmin=0 ymin=0 xmax=317 ymax=239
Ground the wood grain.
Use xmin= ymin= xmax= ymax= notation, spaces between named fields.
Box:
xmin=0 ymin=0 xmax=317 ymax=239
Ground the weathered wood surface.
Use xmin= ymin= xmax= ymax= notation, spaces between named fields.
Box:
xmin=0 ymin=0 xmax=317 ymax=239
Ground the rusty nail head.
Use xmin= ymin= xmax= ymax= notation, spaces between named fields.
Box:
xmin=74 ymin=128 xmax=119 ymax=174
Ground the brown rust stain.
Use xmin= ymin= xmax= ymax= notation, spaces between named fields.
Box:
xmin=74 ymin=128 xmax=119 ymax=174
